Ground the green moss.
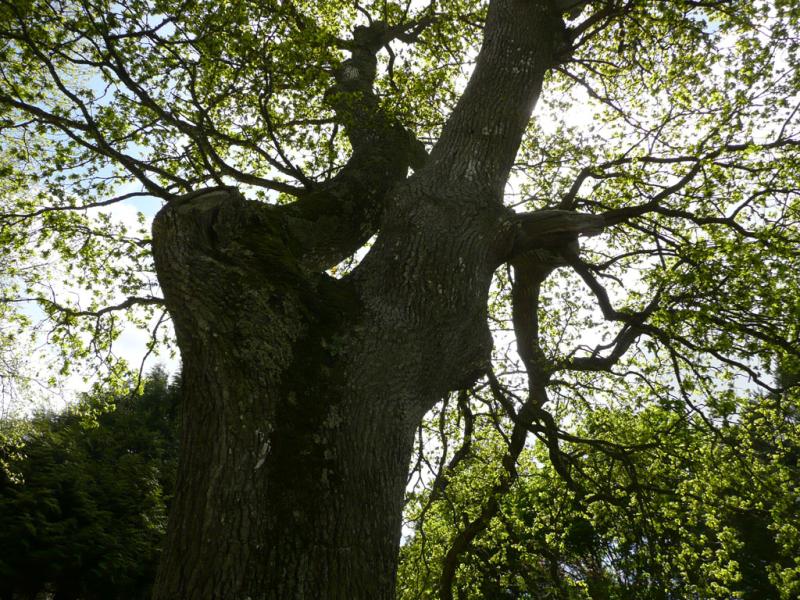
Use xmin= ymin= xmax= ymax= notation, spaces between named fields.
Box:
xmin=268 ymin=272 xmax=362 ymax=497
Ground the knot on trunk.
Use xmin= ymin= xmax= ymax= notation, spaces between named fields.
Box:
xmin=497 ymin=208 xmax=605 ymax=265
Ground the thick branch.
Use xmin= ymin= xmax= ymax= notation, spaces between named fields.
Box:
xmin=503 ymin=209 xmax=605 ymax=262
xmin=421 ymin=0 xmax=566 ymax=197
xmin=510 ymin=250 xmax=554 ymax=398
xmin=275 ymin=19 xmax=430 ymax=271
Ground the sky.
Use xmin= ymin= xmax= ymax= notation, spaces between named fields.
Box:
xmin=4 ymin=183 xmax=178 ymax=414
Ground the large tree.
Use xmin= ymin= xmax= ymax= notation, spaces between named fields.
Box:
xmin=0 ymin=369 xmax=179 ymax=600
xmin=1 ymin=0 xmax=799 ymax=598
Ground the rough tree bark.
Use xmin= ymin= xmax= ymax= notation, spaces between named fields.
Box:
xmin=150 ymin=1 xmax=601 ymax=598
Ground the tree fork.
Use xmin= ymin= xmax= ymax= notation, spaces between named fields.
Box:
xmin=151 ymin=1 xmax=573 ymax=598
xmin=151 ymin=189 xmax=423 ymax=598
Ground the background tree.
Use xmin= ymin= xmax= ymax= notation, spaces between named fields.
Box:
xmin=0 ymin=0 xmax=799 ymax=598
xmin=0 ymin=369 xmax=179 ymax=600
xmin=399 ymin=383 xmax=800 ymax=599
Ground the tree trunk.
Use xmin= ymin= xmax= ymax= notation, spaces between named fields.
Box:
xmin=150 ymin=179 xmax=500 ymax=598
xmin=151 ymin=1 xmax=567 ymax=597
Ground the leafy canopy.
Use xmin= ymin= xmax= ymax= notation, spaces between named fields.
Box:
xmin=0 ymin=0 xmax=799 ymax=597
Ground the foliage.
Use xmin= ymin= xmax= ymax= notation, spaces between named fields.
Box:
xmin=0 ymin=369 xmax=179 ymax=600
xmin=399 ymin=385 xmax=800 ymax=600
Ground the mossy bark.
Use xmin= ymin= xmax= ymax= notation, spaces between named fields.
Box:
xmin=150 ymin=1 xmax=568 ymax=597
xmin=150 ymin=183 xmax=500 ymax=599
